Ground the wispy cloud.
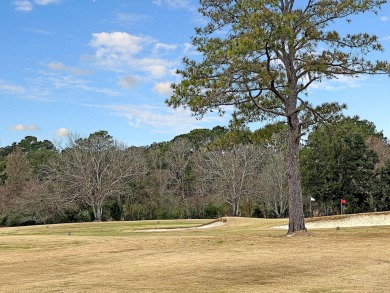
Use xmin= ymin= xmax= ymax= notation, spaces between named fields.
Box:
xmin=380 ymin=16 xmax=389 ymax=22
xmin=153 ymin=43 xmax=178 ymax=55
xmin=92 ymin=104 xmax=227 ymax=134
xmin=10 ymin=124 xmax=40 ymax=131
xmin=152 ymin=0 xmax=201 ymax=24
xmin=34 ymin=0 xmax=59 ymax=5
xmin=47 ymin=62 xmax=91 ymax=75
xmin=118 ymin=75 xmax=139 ymax=89
xmin=24 ymin=28 xmax=55 ymax=35
xmin=14 ymin=0 xmax=59 ymax=11
xmin=13 ymin=0 xmax=33 ymax=11
xmin=309 ymin=75 xmax=367 ymax=92
xmin=153 ymin=0 xmax=192 ymax=9
xmin=0 ymin=80 xmax=25 ymax=94
xmin=34 ymin=71 xmax=121 ymax=97
xmin=113 ymin=12 xmax=150 ymax=28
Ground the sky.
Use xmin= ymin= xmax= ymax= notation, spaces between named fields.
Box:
xmin=1 ymin=0 xmax=390 ymax=147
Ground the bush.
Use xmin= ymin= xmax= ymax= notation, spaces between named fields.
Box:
xmin=203 ymin=203 xmax=221 ymax=218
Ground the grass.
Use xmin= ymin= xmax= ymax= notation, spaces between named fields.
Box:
xmin=0 ymin=216 xmax=389 ymax=292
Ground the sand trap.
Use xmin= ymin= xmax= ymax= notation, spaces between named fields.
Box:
xmin=138 ymin=220 xmax=226 ymax=232
xmin=274 ymin=213 xmax=390 ymax=229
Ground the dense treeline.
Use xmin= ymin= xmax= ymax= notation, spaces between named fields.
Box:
xmin=0 ymin=118 xmax=389 ymax=226
xmin=301 ymin=117 xmax=390 ymax=215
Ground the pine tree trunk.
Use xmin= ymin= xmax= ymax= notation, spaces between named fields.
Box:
xmin=285 ymin=113 xmax=306 ymax=234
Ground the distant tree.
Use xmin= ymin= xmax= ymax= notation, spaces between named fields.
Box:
xmin=0 ymin=136 xmax=55 ymax=184
xmin=207 ymin=126 xmax=253 ymax=150
xmin=46 ymin=131 xmax=146 ymax=221
xmin=163 ymin=138 xmax=200 ymax=218
xmin=17 ymin=136 xmax=55 ymax=152
xmin=140 ymin=145 xmax=171 ymax=219
xmin=251 ymin=122 xmax=287 ymax=148
xmin=259 ymin=151 xmax=288 ymax=218
xmin=167 ymin=0 xmax=390 ymax=233
xmin=366 ymin=136 xmax=390 ymax=169
xmin=368 ymin=137 xmax=390 ymax=211
xmin=301 ymin=118 xmax=379 ymax=214
xmin=198 ymin=144 xmax=267 ymax=216
xmin=373 ymin=163 xmax=390 ymax=211
xmin=173 ymin=126 xmax=228 ymax=150
xmin=0 ymin=148 xmax=31 ymax=219
xmin=0 ymin=148 xmax=58 ymax=226
xmin=192 ymin=151 xmax=222 ymax=217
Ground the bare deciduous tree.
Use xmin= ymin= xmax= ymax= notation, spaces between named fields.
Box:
xmin=142 ymin=146 xmax=175 ymax=218
xmin=165 ymin=138 xmax=195 ymax=217
xmin=192 ymin=150 xmax=222 ymax=217
xmin=260 ymin=152 xmax=288 ymax=218
xmin=366 ymin=136 xmax=390 ymax=169
xmin=46 ymin=133 xmax=146 ymax=221
xmin=199 ymin=145 xmax=266 ymax=216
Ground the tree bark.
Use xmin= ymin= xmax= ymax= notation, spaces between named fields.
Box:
xmin=232 ymin=198 xmax=240 ymax=217
xmin=285 ymin=113 xmax=306 ymax=234
xmin=93 ymin=204 xmax=103 ymax=221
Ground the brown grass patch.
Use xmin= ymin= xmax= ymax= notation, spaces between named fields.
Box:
xmin=0 ymin=216 xmax=389 ymax=292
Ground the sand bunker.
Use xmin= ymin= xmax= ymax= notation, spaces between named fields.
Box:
xmin=274 ymin=213 xmax=390 ymax=229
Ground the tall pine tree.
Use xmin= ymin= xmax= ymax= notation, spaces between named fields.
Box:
xmin=167 ymin=0 xmax=390 ymax=233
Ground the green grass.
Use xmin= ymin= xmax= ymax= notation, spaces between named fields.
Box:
xmin=0 ymin=218 xmax=211 ymax=237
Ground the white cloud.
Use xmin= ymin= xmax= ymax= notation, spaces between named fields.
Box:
xmin=138 ymin=58 xmax=173 ymax=78
xmin=90 ymin=32 xmax=153 ymax=70
xmin=13 ymin=0 xmax=33 ymax=11
xmin=56 ymin=128 xmax=70 ymax=137
xmin=47 ymin=62 xmax=91 ymax=75
xmin=380 ymin=16 xmax=389 ymax=22
xmin=119 ymin=75 xmax=138 ymax=88
xmin=91 ymin=32 xmax=146 ymax=55
xmin=89 ymin=32 xmax=176 ymax=79
xmin=102 ymin=104 xmax=226 ymax=134
xmin=0 ymin=80 xmax=25 ymax=94
xmin=10 ymin=124 xmax=40 ymax=131
xmin=153 ymin=82 xmax=173 ymax=95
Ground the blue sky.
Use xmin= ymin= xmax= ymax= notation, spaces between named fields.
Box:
xmin=1 ymin=0 xmax=390 ymax=147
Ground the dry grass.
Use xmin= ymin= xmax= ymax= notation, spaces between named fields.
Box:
xmin=0 ymin=216 xmax=389 ymax=292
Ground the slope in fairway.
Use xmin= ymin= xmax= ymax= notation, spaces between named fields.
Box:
xmin=0 ymin=215 xmax=389 ymax=292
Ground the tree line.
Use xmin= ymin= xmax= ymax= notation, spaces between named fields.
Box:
xmin=0 ymin=117 xmax=389 ymax=226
